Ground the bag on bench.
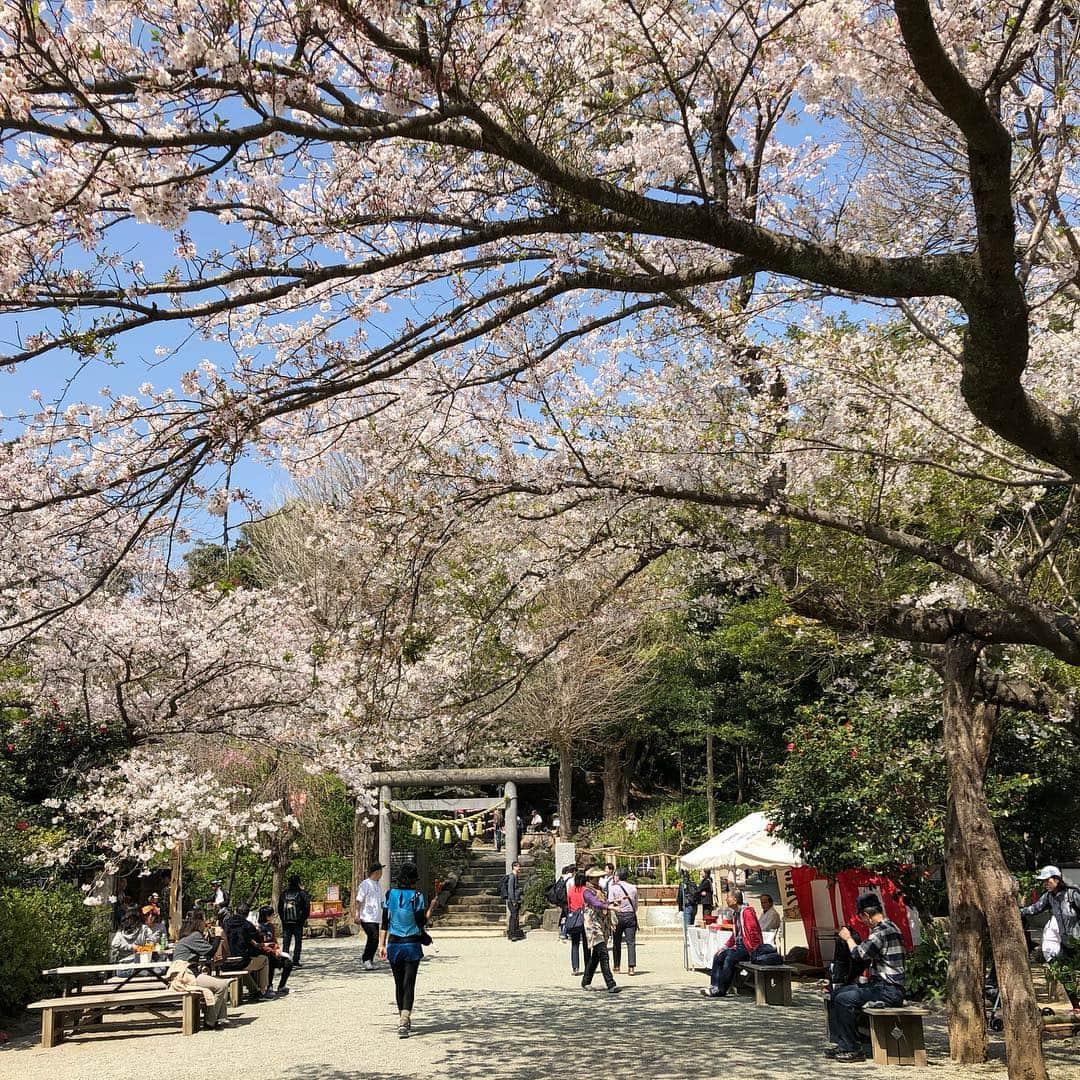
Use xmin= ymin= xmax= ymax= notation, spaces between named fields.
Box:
xmin=750 ymin=943 xmax=783 ymax=966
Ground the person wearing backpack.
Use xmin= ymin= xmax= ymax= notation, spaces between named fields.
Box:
xmin=379 ymin=862 xmax=438 ymax=1038
xmin=278 ymin=874 xmax=311 ymax=968
xmin=500 ymin=860 xmax=525 ymax=941
xmin=1022 ymin=865 xmax=1080 ymax=1014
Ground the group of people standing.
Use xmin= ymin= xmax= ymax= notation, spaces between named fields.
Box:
xmin=550 ymin=863 xmax=638 ymax=993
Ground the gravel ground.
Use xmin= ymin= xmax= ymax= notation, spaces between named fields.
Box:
xmin=3 ymin=933 xmax=1079 ymax=1080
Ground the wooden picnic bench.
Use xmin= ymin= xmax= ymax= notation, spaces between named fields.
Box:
xmin=863 ymin=1004 xmax=930 ymax=1066
xmin=28 ymin=986 xmax=203 ymax=1047
xmin=741 ymin=962 xmax=795 ymax=1006
xmin=213 ymin=962 xmax=269 ymax=1007
xmin=42 ymin=960 xmax=170 ymax=996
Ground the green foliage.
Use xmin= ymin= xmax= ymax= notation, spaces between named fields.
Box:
xmin=183 ymin=538 xmax=262 ymax=591
xmin=523 ymin=851 xmax=554 ymax=916
xmin=0 ymin=884 xmax=110 ymax=1018
xmin=183 ymin=843 xmax=272 ymax=910
xmin=904 ymin=918 xmax=951 ymax=1002
xmin=283 ymin=855 xmax=352 ymax=898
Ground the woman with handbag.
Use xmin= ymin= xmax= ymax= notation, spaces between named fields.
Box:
xmin=565 ymin=870 xmax=590 ymax=975
xmin=581 ymin=867 xmax=621 ymax=994
xmin=378 ymin=862 xmax=438 ymax=1038
xmin=610 ymin=867 xmax=638 ymax=975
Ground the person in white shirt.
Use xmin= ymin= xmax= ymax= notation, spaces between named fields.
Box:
xmin=598 ymin=863 xmax=616 ymax=898
xmin=355 ymin=862 xmax=385 ymax=970
xmin=758 ymin=893 xmax=782 ymax=934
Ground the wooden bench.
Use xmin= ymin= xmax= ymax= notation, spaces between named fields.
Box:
xmin=742 ymin=962 xmax=795 ymax=1006
xmin=28 ymin=987 xmax=202 ymax=1047
xmin=863 ymin=1005 xmax=929 ymax=1066
xmin=215 ymin=959 xmax=269 ymax=1006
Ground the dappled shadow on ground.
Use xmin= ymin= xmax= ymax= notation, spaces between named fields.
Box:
xmin=412 ymin=982 xmax=1076 ymax=1080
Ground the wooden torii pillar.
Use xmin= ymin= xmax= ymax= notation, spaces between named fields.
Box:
xmin=368 ymin=767 xmax=551 ymax=887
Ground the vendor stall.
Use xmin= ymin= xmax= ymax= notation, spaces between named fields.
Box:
xmin=678 ymin=812 xmax=917 ymax=969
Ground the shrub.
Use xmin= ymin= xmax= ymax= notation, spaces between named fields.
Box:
xmin=523 ymin=852 xmax=555 ymax=916
xmin=0 ymin=883 xmax=110 ymax=1018
xmin=905 ymin=917 xmax=951 ymax=1002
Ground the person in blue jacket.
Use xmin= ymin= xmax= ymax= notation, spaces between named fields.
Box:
xmin=379 ymin=862 xmax=438 ymax=1038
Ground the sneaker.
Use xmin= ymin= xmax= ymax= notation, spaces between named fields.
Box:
xmin=607 ymin=985 xmax=621 ymax=994
xmin=212 ymin=1020 xmax=230 ymax=1030
xmin=275 ymin=987 xmax=290 ymax=996
xmin=363 ymin=960 xmax=374 ymax=971
xmin=833 ymin=1051 xmax=866 ymax=1063
xmin=700 ymin=988 xmax=720 ymax=998
xmin=398 ymin=1020 xmax=411 ymax=1039
xmin=261 ymin=989 xmax=277 ymax=1000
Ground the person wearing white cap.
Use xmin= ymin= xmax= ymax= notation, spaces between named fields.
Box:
xmin=1021 ymin=866 xmax=1080 ymax=1014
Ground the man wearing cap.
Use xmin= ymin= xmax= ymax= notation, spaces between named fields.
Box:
xmin=825 ymin=893 xmax=906 ymax=1063
xmin=1022 ymin=866 xmax=1080 ymax=1014
xmin=356 ymin=862 xmax=384 ymax=971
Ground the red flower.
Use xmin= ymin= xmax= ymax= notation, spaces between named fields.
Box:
xmin=765 ymin=822 xmax=776 ymax=834
xmin=786 ymin=742 xmax=795 ymax=752
xmin=4 ymin=744 xmax=13 ymax=753
xmin=58 ymin=722 xmax=66 ymax=731
xmin=850 ymin=749 xmax=858 ymax=759
xmin=15 ymin=820 xmax=28 ymax=831
xmin=99 ymin=725 xmax=108 ymax=733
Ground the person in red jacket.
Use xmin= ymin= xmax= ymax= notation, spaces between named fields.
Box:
xmin=700 ymin=889 xmax=762 ymax=998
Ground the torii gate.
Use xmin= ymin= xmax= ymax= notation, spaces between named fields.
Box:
xmin=369 ymin=767 xmax=552 ymax=887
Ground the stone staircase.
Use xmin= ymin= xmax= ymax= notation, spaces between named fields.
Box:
xmin=432 ymin=847 xmax=529 ymax=934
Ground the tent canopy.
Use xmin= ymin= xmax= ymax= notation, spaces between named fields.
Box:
xmin=679 ymin=811 xmax=803 ymax=871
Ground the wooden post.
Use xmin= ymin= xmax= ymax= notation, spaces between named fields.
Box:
xmin=378 ymin=785 xmax=392 ymax=896
xmin=505 ymin=780 xmax=518 ymax=875
xmin=660 ymin=852 xmax=669 ymax=884
xmin=169 ymin=844 xmax=183 ymax=934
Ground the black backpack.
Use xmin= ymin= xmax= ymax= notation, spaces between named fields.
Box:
xmin=282 ymin=890 xmax=301 ymax=924
xmin=544 ymin=878 xmax=567 ymax=906
xmin=498 ymin=874 xmax=510 ymax=901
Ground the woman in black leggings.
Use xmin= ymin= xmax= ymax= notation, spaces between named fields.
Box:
xmin=379 ymin=863 xmax=438 ymax=1038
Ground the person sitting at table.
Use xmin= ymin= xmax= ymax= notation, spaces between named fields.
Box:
xmin=257 ymin=904 xmax=293 ymax=995
xmin=220 ymin=903 xmax=273 ymax=1001
xmin=141 ymin=892 xmax=165 ymax=932
xmin=700 ymin=889 xmax=762 ymax=998
xmin=110 ymin=906 xmax=156 ymax=968
xmin=168 ymin=909 xmax=231 ymax=1030
xmin=758 ymin=893 xmax=782 ymax=935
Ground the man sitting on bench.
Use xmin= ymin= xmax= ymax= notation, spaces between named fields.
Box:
xmin=825 ymin=893 xmax=906 ymax=1063
xmin=700 ymin=889 xmax=762 ymax=998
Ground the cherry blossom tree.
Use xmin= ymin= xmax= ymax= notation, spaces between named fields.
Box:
xmin=2 ymin=4 xmax=1080 ymax=1075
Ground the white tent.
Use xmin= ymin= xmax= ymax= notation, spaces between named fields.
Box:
xmin=678 ymin=811 xmax=803 ymax=871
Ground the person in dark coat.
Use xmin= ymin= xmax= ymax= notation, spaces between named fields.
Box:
xmin=278 ymin=874 xmax=312 ymax=967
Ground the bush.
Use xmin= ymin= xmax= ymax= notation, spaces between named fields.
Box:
xmin=905 ymin=917 xmax=950 ymax=1002
xmin=0 ymin=883 xmax=110 ymax=1018
xmin=283 ymin=854 xmax=352 ymax=897
xmin=523 ymin=852 xmax=555 ymax=916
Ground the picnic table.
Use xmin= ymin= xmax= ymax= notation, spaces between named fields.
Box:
xmin=42 ymin=957 xmax=173 ymax=995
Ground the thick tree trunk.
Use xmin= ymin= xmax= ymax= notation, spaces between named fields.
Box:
xmin=944 ymin=792 xmax=989 ymax=1063
xmin=351 ymin=800 xmax=376 ymax=921
xmin=734 ymin=742 xmax=747 ymax=804
xmin=942 ymin=636 xmax=1046 ymax=1080
xmin=706 ymin=732 xmax=716 ymax=830
xmin=602 ymin=744 xmax=633 ymax=819
xmin=558 ymin=741 xmax=573 ymax=838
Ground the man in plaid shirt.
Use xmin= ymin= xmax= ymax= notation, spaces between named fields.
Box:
xmin=825 ymin=893 xmax=907 ymax=1063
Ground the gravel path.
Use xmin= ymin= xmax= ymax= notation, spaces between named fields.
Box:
xmin=3 ymin=933 xmax=1079 ymax=1080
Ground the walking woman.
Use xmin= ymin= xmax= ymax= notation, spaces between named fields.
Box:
xmin=610 ymin=867 xmax=639 ymax=976
xmin=581 ymin=867 xmax=620 ymax=993
xmin=379 ymin=862 xmax=438 ymax=1038
xmin=565 ymin=870 xmax=590 ymax=975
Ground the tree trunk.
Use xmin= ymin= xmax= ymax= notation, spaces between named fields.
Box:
xmin=942 ymin=636 xmax=1047 ymax=1080
xmin=350 ymin=800 xmax=376 ymax=922
xmin=168 ymin=844 xmax=183 ymax=935
xmin=558 ymin=741 xmax=573 ymax=838
xmin=602 ymin=744 xmax=633 ymax=820
xmin=706 ymin=732 xmax=716 ymax=830
xmin=944 ymin=790 xmax=989 ymax=1063
xmin=735 ymin=743 xmax=747 ymax=804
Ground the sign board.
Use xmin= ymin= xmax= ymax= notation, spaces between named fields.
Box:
xmin=326 ymin=884 xmax=340 ymax=902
